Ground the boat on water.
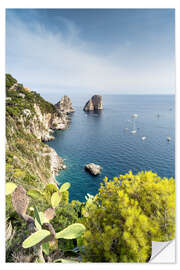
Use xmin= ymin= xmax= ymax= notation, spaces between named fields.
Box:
xmin=132 ymin=113 xmax=138 ymax=118
xmin=130 ymin=114 xmax=138 ymax=134
xmin=141 ymin=136 xmax=146 ymax=140
xmin=167 ymin=136 xmax=171 ymax=141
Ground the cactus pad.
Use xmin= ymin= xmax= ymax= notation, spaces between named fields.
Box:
xmin=27 ymin=189 xmax=45 ymax=201
xmin=12 ymin=185 xmax=29 ymax=216
xmin=22 ymin=229 xmax=51 ymax=248
xmin=51 ymin=192 xmax=62 ymax=208
xmin=56 ymin=223 xmax=86 ymax=239
xmin=59 ymin=182 xmax=71 ymax=193
xmin=6 ymin=182 xmax=17 ymax=196
xmin=44 ymin=208 xmax=56 ymax=221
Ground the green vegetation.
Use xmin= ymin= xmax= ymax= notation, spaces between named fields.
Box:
xmin=6 ymin=74 xmax=58 ymax=191
xmin=5 ymin=74 xmax=175 ymax=263
xmin=6 ymin=74 xmax=56 ymax=119
xmin=6 ymin=74 xmax=17 ymax=91
xmin=80 ymin=171 xmax=175 ymax=262
xmin=6 ymin=182 xmax=85 ymax=263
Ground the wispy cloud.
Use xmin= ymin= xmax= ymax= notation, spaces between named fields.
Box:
xmin=6 ymin=13 xmax=175 ymax=95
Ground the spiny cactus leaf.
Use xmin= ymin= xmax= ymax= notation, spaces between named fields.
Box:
xmin=56 ymin=223 xmax=86 ymax=239
xmin=12 ymin=185 xmax=29 ymax=216
xmin=44 ymin=208 xmax=56 ymax=221
xmin=27 ymin=189 xmax=45 ymax=201
xmin=59 ymin=182 xmax=71 ymax=193
xmin=6 ymin=182 xmax=17 ymax=196
xmin=22 ymin=229 xmax=50 ymax=248
xmin=51 ymin=192 xmax=62 ymax=208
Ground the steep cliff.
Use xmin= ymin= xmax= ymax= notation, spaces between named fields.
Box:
xmin=6 ymin=74 xmax=70 ymax=189
xmin=83 ymin=95 xmax=103 ymax=111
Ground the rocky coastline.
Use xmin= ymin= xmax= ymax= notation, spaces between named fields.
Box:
xmin=6 ymin=74 xmax=74 ymax=187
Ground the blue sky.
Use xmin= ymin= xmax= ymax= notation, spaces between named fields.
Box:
xmin=6 ymin=9 xmax=175 ymax=98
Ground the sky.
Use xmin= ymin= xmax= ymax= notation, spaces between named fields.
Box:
xmin=6 ymin=9 xmax=175 ymax=99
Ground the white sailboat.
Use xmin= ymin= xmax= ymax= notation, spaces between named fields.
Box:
xmin=130 ymin=114 xmax=138 ymax=134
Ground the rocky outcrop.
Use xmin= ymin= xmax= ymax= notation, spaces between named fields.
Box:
xmin=46 ymin=147 xmax=65 ymax=184
xmin=6 ymin=74 xmax=74 ymax=188
xmin=85 ymin=163 xmax=102 ymax=175
xmin=83 ymin=95 xmax=103 ymax=111
xmin=18 ymin=102 xmax=73 ymax=142
xmin=55 ymin=95 xmax=74 ymax=114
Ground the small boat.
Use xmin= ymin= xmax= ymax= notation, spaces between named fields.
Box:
xmin=167 ymin=136 xmax=171 ymax=142
xmin=132 ymin=113 xmax=138 ymax=118
xmin=130 ymin=116 xmax=137 ymax=134
xmin=124 ymin=127 xmax=128 ymax=131
xmin=141 ymin=136 xmax=146 ymax=140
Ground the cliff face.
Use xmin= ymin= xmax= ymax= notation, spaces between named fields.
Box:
xmin=6 ymin=74 xmax=71 ymax=188
xmin=83 ymin=95 xmax=103 ymax=111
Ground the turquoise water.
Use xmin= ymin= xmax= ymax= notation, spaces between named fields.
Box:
xmin=47 ymin=95 xmax=175 ymax=202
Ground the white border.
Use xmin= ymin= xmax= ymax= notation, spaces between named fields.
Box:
xmin=0 ymin=1 xmax=179 ymax=269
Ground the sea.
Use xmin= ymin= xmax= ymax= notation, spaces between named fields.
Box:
xmin=46 ymin=95 xmax=175 ymax=202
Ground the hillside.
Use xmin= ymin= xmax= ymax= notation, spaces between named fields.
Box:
xmin=6 ymin=74 xmax=70 ymax=190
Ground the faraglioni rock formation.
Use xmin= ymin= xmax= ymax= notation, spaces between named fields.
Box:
xmin=83 ymin=95 xmax=103 ymax=111
xmin=55 ymin=95 xmax=74 ymax=114
xmin=85 ymin=163 xmax=102 ymax=175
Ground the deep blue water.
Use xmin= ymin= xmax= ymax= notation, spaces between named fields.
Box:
xmin=47 ymin=95 xmax=175 ymax=202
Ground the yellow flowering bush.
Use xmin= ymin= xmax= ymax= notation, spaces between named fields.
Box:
xmin=81 ymin=171 xmax=175 ymax=262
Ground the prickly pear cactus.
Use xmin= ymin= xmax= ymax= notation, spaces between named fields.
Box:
xmin=51 ymin=191 xmax=62 ymax=208
xmin=12 ymin=185 xmax=29 ymax=217
xmin=22 ymin=229 xmax=51 ymax=248
xmin=59 ymin=182 xmax=71 ymax=193
xmin=44 ymin=208 xmax=56 ymax=221
xmin=27 ymin=189 xmax=45 ymax=201
xmin=56 ymin=223 xmax=86 ymax=239
xmin=6 ymin=182 xmax=17 ymax=196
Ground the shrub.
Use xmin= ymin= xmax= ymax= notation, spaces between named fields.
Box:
xmin=81 ymin=171 xmax=175 ymax=262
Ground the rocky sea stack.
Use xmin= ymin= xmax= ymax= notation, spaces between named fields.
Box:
xmin=83 ymin=95 xmax=103 ymax=111
xmin=85 ymin=163 xmax=102 ymax=175
xmin=54 ymin=95 xmax=74 ymax=130
xmin=55 ymin=95 xmax=74 ymax=114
